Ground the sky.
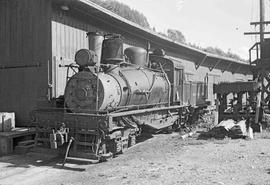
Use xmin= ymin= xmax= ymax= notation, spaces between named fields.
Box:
xmin=115 ymin=0 xmax=270 ymax=59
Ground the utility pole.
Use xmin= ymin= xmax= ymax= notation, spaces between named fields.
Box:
xmin=260 ymin=0 xmax=265 ymax=44
xmin=244 ymin=0 xmax=268 ymax=42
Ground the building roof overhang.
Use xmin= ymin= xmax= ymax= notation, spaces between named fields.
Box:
xmin=53 ymin=0 xmax=253 ymax=75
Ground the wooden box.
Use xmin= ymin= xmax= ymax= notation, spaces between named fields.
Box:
xmin=0 ymin=113 xmax=15 ymax=132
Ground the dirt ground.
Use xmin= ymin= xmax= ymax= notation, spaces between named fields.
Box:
xmin=1 ymin=131 xmax=270 ymax=185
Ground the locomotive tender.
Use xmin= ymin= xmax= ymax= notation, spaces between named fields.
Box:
xmin=33 ymin=33 xmax=207 ymax=161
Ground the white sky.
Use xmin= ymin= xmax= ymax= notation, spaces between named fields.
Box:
xmin=116 ymin=0 xmax=270 ymax=59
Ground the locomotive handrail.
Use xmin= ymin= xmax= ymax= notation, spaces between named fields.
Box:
xmin=112 ymin=61 xmax=164 ymax=74
xmin=96 ymin=66 xmax=100 ymax=112
xmin=159 ymin=62 xmax=171 ymax=106
xmin=118 ymin=70 xmax=132 ymax=105
xmin=108 ymin=105 xmax=186 ymax=117
xmin=58 ymin=64 xmax=79 ymax=68
xmin=58 ymin=63 xmax=79 ymax=83
xmin=32 ymin=107 xmax=108 ymax=115
xmin=148 ymin=74 xmax=156 ymax=93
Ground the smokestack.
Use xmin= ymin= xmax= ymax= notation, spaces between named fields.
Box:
xmin=87 ymin=32 xmax=104 ymax=65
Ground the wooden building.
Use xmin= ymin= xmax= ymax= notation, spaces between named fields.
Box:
xmin=0 ymin=0 xmax=252 ymax=126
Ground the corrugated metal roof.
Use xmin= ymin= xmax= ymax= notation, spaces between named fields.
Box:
xmin=53 ymin=0 xmax=253 ymax=75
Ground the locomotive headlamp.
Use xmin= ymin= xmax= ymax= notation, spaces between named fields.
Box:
xmin=75 ymin=49 xmax=98 ymax=67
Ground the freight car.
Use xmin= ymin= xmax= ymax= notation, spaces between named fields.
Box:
xmin=32 ymin=33 xmax=208 ymax=162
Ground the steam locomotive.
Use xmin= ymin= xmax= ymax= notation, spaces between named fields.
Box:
xmin=33 ymin=33 xmax=207 ymax=161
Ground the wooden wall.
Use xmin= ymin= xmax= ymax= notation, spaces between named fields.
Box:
xmin=50 ymin=4 xmax=151 ymax=60
xmin=0 ymin=0 xmax=52 ymax=126
xmin=51 ymin=7 xmax=97 ymax=97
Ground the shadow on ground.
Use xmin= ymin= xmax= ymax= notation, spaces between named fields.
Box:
xmin=0 ymin=133 xmax=155 ymax=172
xmin=0 ymin=148 xmax=90 ymax=172
xmin=136 ymin=132 xmax=153 ymax=144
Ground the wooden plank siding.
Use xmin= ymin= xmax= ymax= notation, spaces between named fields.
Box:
xmin=50 ymin=4 xmax=150 ymax=57
xmin=0 ymin=0 xmax=52 ymax=126
xmin=51 ymin=7 xmax=93 ymax=97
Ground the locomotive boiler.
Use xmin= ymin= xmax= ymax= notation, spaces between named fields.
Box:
xmin=64 ymin=35 xmax=170 ymax=113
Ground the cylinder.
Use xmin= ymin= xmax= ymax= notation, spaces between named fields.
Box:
xmin=87 ymin=32 xmax=104 ymax=64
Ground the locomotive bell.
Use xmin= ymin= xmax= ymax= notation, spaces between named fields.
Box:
xmin=124 ymin=47 xmax=147 ymax=67
xmin=75 ymin=49 xmax=98 ymax=67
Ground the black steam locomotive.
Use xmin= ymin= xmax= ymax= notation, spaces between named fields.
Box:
xmin=33 ymin=33 xmax=207 ymax=162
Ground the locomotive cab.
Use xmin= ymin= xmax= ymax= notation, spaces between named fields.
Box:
xmin=149 ymin=50 xmax=207 ymax=107
xmin=149 ymin=51 xmax=185 ymax=106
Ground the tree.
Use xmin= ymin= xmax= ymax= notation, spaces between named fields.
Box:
xmin=90 ymin=0 xmax=150 ymax=28
xmin=202 ymin=46 xmax=247 ymax=62
xmin=158 ymin=32 xmax=167 ymax=37
xmin=203 ymin=47 xmax=227 ymax=57
xmin=167 ymin=29 xmax=186 ymax=43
